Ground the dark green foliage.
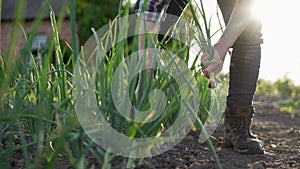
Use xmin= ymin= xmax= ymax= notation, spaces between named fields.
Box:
xmin=76 ymin=0 xmax=120 ymax=42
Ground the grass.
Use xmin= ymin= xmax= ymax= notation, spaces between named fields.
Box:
xmin=0 ymin=0 xmax=225 ymax=168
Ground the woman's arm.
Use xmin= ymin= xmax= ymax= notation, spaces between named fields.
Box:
xmin=201 ymin=0 xmax=255 ymax=79
xmin=218 ymin=0 xmax=255 ymax=48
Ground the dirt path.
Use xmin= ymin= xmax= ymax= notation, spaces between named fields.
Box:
xmin=136 ymin=94 xmax=300 ymax=169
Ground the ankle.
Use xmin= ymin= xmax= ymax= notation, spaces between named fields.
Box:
xmin=224 ymin=106 xmax=254 ymax=117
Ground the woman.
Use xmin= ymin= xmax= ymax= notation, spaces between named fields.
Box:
xmin=138 ymin=0 xmax=264 ymax=155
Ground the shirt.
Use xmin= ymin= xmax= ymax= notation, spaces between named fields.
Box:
xmin=138 ymin=0 xmax=171 ymax=21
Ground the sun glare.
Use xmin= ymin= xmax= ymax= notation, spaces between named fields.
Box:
xmin=251 ymin=0 xmax=266 ymax=21
xmin=251 ymin=0 xmax=300 ymax=84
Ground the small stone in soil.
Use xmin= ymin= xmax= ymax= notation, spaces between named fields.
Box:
xmin=251 ymin=162 xmax=265 ymax=169
xmin=188 ymin=162 xmax=207 ymax=169
xmin=170 ymin=158 xmax=187 ymax=168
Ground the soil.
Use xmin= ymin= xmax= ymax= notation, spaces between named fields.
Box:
xmin=4 ymin=94 xmax=300 ymax=169
xmin=135 ymin=94 xmax=300 ymax=169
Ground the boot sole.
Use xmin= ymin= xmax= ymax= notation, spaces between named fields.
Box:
xmin=234 ymin=146 xmax=265 ymax=155
xmin=223 ymin=142 xmax=265 ymax=155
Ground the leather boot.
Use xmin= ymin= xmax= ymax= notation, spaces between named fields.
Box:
xmin=223 ymin=107 xmax=264 ymax=154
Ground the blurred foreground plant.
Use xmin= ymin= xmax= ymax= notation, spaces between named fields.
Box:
xmin=0 ymin=0 xmax=226 ymax=168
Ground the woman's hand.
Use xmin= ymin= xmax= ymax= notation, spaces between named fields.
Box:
xmin=201 ymin=41 xmax=229 ymax=79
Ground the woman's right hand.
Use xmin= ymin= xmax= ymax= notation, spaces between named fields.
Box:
xmin=200 ymin=42 xmax=229 ymax=79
